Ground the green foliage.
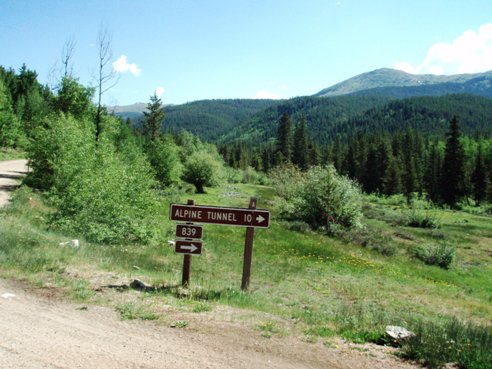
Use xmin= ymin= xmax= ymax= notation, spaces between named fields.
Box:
xmin=182 ymin=149 xmax=225 ymax=193
xmin=27 ymin=113 xmax=95 ymax=191
xmin=404 ymin=209 xmax=441 ymax=229
xmin=53 ymin=127 xmax=160 ymax=243
xmin=402 ymin=318 xmax=492 ymax=369
xmin=276 ymin=112 xmax=293 ymax=163
xmin=441 ymin=116 xmax=466 ymax=207
xmin=116 ymin=303 xmax=159 ymax=320
xmin=411 ymin=243 xmax=455 ymax=269
xmin=27 ymin=113 xmax=160 ymax=244
xmin=53 ymin=77 xmax=95 ymax=120
xmin=142 ymin=92 xmax=164 ymax=142
xmin=0 ymin=79 xmax=26 ymax=148
xmin=269 ymin=163 xmax=305 ymax=200
xmin=146 ymin=135 xmax=182 ymax=187
xmin=275 ymin=165 xmax=363 ymax=230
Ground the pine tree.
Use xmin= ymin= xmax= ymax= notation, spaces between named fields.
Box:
xmin=424 ymin=141 xmax=442 ymax=203
xmin=143 ymin=92 xmax=164 ymax=142
xmin=471 ymin=145 xmax=487 ymax=206
xmin=441 ymin=116 xmax=465 ymax=207
xmin=292 ymin=116 xmax=309 ymax=170
xmin=383 ymin=156 xmax=403 ymax=195
xmin=276 ymin=113 xmax=293 ymax=163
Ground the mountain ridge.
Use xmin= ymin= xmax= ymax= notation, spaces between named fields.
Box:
xmin=314 ymin=68 xmax=492 ymax=97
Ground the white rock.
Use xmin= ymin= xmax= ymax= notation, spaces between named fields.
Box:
xmin=386 ymin=325 xmax=414 ymax=340
xmin=1 ymin=293 xmax=16 ymax=299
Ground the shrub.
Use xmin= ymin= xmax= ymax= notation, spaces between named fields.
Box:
xmin=241 ymin=166 xmax=270 ymax=185
xmin=269 ymin=163 xmax=305 ymax=200
xmin=405 ymin=209 xmax=441 ymax=229
xmin=277 ymin=165 xmax=363 ymax=230
xmin=182 ymin=149 xmax=225 ymax=193
xmin=146 ymin=135 xmax=182 ymax=187
xmin=411 ymin=243 xmax=455 ymax=269
xmin=51 ymin=133 xmax=160 ymax=244
xmin=28 ymin=113 xmax=160 ymax=244
xmin=402 ymin=318 xmax=492 ymax=369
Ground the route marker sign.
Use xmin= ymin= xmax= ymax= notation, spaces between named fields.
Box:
xmin=175 ymin=239 xmax=203 ymax=255
xmin=170 ymin=204 xmax=270 ymax=228
xmin=176 ymin=224 xmax=203 ymax=240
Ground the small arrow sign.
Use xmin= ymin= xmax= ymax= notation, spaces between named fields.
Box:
xmin=175 ymin=239 xmax=202 ymax=255
xmin=256 ymin=215 xmax=265 ymax=223
xmin=181 ymin=243 xmax=198 ymax=253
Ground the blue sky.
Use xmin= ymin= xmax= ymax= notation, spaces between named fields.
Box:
xmin=2 ymin=0 xmax=492 ymax=105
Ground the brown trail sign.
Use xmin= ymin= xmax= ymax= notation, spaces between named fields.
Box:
xmin=170 ymin=204 xmax=270 ymax=228
xmin=169 ymin=198 xmax=270 ymax=290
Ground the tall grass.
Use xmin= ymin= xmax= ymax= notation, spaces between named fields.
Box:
xmin=402 ymin=318 xmax=492 ymax=369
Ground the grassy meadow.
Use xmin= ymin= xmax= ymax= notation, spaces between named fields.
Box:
xmin=1 ymin=183 xmax=491 ymax=368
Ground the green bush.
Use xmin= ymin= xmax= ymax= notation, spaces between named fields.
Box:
xmin=28 ymin=113 xmax=160 ymax=244
xmin=182 ymin=149 xmax=225 ymax=193
xmin=269 ymin=163 xmax=305 ymax=200
xmin=404 ymin=209 xmax=441 ymax=229
xmin=402 ymin=318 xmax=492 ymax=369
xmin=276 ymin=165 xmax=363 ymax=230
xmin=241 ymin=166 xmax=270 ymax=185
xmin=146 ymin=135 xmax=182 ymax=187
xmin=411 ymin=243 xmax=455 ymax=269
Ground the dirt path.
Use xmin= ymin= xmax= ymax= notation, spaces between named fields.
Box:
xmin=0 ymin=279 xmax=420 ymax=369
xmin=0 ymin=159 xmax=28 ymax=207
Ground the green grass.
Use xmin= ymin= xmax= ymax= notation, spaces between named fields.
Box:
xmin=0 ymin=148 xmax=26 ymax=161
xmin=1 ymin=184 xmax=492 ymax=368
xmin=116 ymin=302 xmax=160 ymax=320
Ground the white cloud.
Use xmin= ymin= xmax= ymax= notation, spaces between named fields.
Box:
xmin=154 ymin=86 xmax=165 ymax=97
xmin=394 ymin=22 xmax=492 ymax=75
xmin=112 ymin=55 xmax=141 ymax=77
xmin=253 ymin=89 xmax=281 ymax=99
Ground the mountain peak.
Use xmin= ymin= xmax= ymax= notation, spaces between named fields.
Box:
xmin=314 ymin=68 xmax=492 ymax=98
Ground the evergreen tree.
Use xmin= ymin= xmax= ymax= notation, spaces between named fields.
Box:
xmin=292 ymin=116 xmax=309 ymax=170
xmin=471 ymin=145 xmax=487 ymax=206
xmin=362 ymin=145 xmax=379 ymax=193
xmin=441 ymin=116 xmax=465 ymax=207
xmin=143 ymin=92 xmax=164 ymax=142
xmin=276 ymin=113 xmax=293 ymax=163
xmin=308 ymin=141 xmax=321 ymax=167
xmin=424 ymin=141 xmax=442 ymax=203
xmin=383 ymin=156 xmax=403 ymax=195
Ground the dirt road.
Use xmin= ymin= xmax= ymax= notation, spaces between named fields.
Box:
xmin=0 ymin=279 xmax=420 ymax=369
xmin=0 ymin=159 xmax=28 ymax=207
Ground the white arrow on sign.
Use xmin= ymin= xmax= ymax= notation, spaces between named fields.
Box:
xmin=180 ymin=244 xmax=198 ymax=253
xmin=256 ymin=215 xmax=266 ymax=223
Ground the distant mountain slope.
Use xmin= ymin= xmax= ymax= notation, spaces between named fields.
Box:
xmin=113 ymin=99 xmax=279 ymax=141
xmin=218 ymin=95 xmax=391 ymax=145
xmin=163 ymin=99 xmax=279 ymax=140
xmin=219 ymin=94 xmax=492 ymax=146
xmin=332 ymin=94 xmax=492 ymax=141
xmin=314 ymin=68 xmax=492 ymax=98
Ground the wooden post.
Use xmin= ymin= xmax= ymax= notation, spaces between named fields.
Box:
xmin=241 ymin=197 xmax=256 ymax=291
xmin=182 ymin=199 xmax=194 ymax=287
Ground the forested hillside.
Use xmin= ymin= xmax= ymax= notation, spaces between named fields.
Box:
xmin=117 ymin=99 xmax=279 ymax=141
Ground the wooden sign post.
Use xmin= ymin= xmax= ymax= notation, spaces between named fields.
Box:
xmin=241 ymin=198 xmax=256 ymax=290
xmin=181 ymin=199 xmax=194 ymax=287
xmin=169 ymin=198 xmax=270 ymax=290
